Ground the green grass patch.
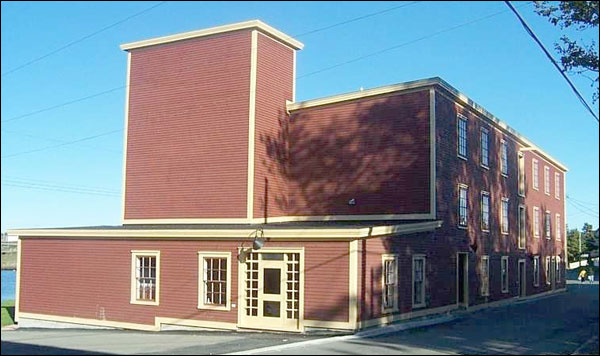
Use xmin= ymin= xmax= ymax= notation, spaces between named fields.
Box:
xmin=1 ymin=299 xmax=15 ymax=327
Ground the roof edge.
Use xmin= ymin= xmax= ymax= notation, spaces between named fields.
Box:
xmin=120 ymin=19 xmax=304 ymax=51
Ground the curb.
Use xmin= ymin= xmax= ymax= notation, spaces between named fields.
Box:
xmin=225 ymin=314 xmax=456 ymax=355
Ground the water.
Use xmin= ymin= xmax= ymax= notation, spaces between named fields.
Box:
xmin=1 ymin=270 xmax=16 ymax=301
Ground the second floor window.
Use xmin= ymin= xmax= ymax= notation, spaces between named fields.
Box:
xmin=481 ymin=127 xmax=489 ymax=168
xmin=501 ymin=198 xmax=509 ymax=234
xmin=544 ymin=166 xmax=550 ymax=195
xmin=518 ymin=152 xmax=525 ymax=196
xmin=457 ymin=115 xmax=468 ymax=159
xmin=518 ymin=205 xmax=526 ymax=249
xmin=556 ymin=214 xmax=561 ymax=240
xmin=501 ymin=139 xmax=508 ymax=176
xmin=533 ymin=159 xmax=539 ymax=190
xmin=481 ymin=191 xmax=490 ymax=231
xmin=458 ymin=185 xmax=468 ymax=227
xmin=533 ymin=207 xmax=540 ymax=238
xmin=545 ymin=211 xmax=551 ymax=239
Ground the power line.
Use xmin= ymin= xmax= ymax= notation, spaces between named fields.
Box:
xmin=1 ymin=128 xmax=122 ymax=159
xmin=1 ymin=129 xmax=121 ymax=154
xmin=1 ymin=1 xmax=167 ymax=77
xmin=566 ymin=195 xmax=599 ymax=208
xmin=293 ymin=1 xmax=421 ymax=38
xmin=567 ymin=198 xmax=599 ymax=219
xmin=1 ymin=177 xmax=120 ymax=195
xmin=1 ymin=182 xmax=120 ymax=198
xmin=1 ymin=85 xmax=126 ymax=124
xmin=504 ymin=1 xmax=599 ymax=123
xmin=298 ymin=3 xmax=531 ymax=80
xmin=567 ymin=196 xmax=600 ymax=216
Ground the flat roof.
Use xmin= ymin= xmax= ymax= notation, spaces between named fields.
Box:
xmin=8 ymin=220 xmax=442 ymax=240
xmin=287 ymin=77 xmax=567 ymax=172
xmin=120 ymin=19 xmax=304 ymax=51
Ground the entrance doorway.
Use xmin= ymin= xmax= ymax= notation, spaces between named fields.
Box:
xmin=238 ymin=250 xmax=302 ymax=332
xmin=457 ymin=253 xmax=469 ymax=308
xmin=518 ymin=259 xmax=526 ymax=297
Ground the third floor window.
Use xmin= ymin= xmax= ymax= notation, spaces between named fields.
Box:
xmin=481 ymin=127 xmax=489 ymax=168
xmin=501 ymin=139 xmax=508 ymax=176
xmin=457 ymin=115 xmax=468 ymax=159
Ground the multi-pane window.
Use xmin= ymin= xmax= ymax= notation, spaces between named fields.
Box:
xmin=501 ymin=256 xmax=509 ymax=293
xmin=545 ymin=256 xmax=551 ymax=285
xmin=532 ymin=159 xmax=539 ymax=190
xmin=544 ymin=166 xmax=550 ymax=195
xmin=480 ymin=127 xmax=489 ymax=168
xmin=533 ymin=256 xmax=540 ymax=287
xmin=457 ymin=115 xmax=468 ymax=159
xmin=533 ymin=207 xmax=540 ymax=238
xmin=198 ymin=253 xmax=230 ymax=309
xmin=501 ymin=198 xmax=509 ymax=234
xmin=480 ymin=256 xmax=489 ymax=296
xmin=458 ymin=185 xmax=468 ymax=228
xmin=555 ymin=173 xmax=560 ymax=199
xmin=382 ymin=255 xmax=398 ymax=313
xmin=556 ymin=256 xmax=561 ymax=283
xmin=556 ymin=214 xmax=561 ymax=240
xmin=501 ymin=139 xmax=508 ymax=176
xmin=518 ymin=152 xmax=525 ymax=196
xmin=131 ymin=251 xmax=160 ymax=305
xmin=545 ymin=211 xmax=551 ymax=239
xmin=481 ymin=191 xmax=490 ymax=231
xmin=518 ymin=205 xmax=526 ymax=249
xmin=413 ymin=256 xmax=426 ymax=308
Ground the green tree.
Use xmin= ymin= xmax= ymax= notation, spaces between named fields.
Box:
xmin=534 ymin=1 xmax=599 ymax=102
xmin=567 ymin=225 xmax=581 ymax=263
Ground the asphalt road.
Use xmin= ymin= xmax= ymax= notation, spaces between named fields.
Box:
xmin=1 ymin=283 xmax=597 ymax=355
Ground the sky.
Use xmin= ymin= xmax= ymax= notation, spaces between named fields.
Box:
xmin=1 ymin=1 xmax=598 ymax=233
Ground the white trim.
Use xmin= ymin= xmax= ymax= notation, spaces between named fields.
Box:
xmin=121 ymin=213 xmax=435 ymax=225
xmin=412 ymin=255 xmax=426 ymax=309
xmin=292 ymin=50 xmax=296 ymax=102
xmin=429 ymin=88 xmax=437 ymax=219
xmin=501 ymin=256 xmax=509 ymax=293
xmin=198 ymin=252 xmax=232 ymax=311
xmin=563 ymin=174 xmax=568 ymax=267
xmin=15 ymin=238 xmax=22 ymax=322
xmin=120 ymin=20 xmax=303 ymax=51
xmin=287 ymin=77 xmax=567 ymax=172
xmin=130 ymin=250 xmax=160 ymax=306
xmin=9 ymin=221 xmax=443 ymax=240
xmin=247 ymin=30 xmax=258 ymax=220
xmin=121 ymin=52 xmax=131 ymax=223
xmin=348 ymin=240 xmax=359 ymax=330
xmin=381 ymin=254 xmax=399 ymax=314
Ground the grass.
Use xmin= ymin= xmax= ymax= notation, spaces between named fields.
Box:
xmin=1 ymin=299 xmax=15 ymax=327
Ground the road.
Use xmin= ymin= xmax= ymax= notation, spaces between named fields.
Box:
xmin=1 ymin=283 xmax=597 ymax=355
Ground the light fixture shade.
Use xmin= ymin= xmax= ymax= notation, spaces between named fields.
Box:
xmin=252 ymin=237 xmax=266 ymax=250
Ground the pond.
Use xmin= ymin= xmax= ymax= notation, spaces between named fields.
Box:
xmin=1 ymin=269 xmax=16 ymax=301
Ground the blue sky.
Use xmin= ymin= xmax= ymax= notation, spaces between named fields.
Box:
xmin=1 ymin=1 xmax=598 ymax=232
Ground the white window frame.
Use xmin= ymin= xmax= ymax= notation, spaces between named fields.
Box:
xmin=545 ymin=211 xmax=551 ymax=239
xmin=533 ymin=206 xmax=540 ymax=238
xmin=555 ymin=172 xmax=560 ymax=199
xmin=500 ymin=139 xmax=508 ymax=177
xmin=544 ymin=166 xmax=550 ymax=195
xmin=518 ymin=152 xmax=525 ymax=197
xmin=381 ymin=254 xmax=399 ymax=314
xmin=480 ymin=255 xmax=489 ymax=296
xmin=533 ymin=256 xmax=540 ymax=287
xmin=501 ymin=256 xmax=509 ymax=293
xmin=412 ymin=255 xmax=426 ymax=309
xmin=480 ymin=127 xmax=489 ymax=169
xmin=457 ymin=114 xmax=468 ymax=160
xmin=481 ymin=191 xmax=490 ymax=232
xmin=545 ymin=256 xmax=551 ymax=285
xmin=518 ymin=205 xmax=526 ymax=250
xmin=198 ymin=251 xmax=232 ymax=311
xmin=532 ymin=159 xmax=539 ymax=190
xmin=131 ymin=250 xmax=160 ymax=306
xmin=555 ymin=214 xmax=561 ymax=241
xmin=501 ymin=198 xmax=509 ymax=235
xmin=458 ymin=184 xmax=468 ymax=229
xmin=556 ymin=256 xmax=561 ymax=283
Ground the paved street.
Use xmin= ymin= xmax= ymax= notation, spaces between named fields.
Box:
xmin=1 ymin=283 xmax=598 ymax=355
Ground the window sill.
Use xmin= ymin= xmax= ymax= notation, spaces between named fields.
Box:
xmin=481 ymin=228 xmax=490 ymax=233
xmin=457 ymin=225 xmax=468 ymax=230
xmin=130 ymin=299 xmax=159 ymax=306
xmin=501 ymin=232 xmax=509 ymax=235
xmin=457 ymin=154 xmax=468 ymax=161
xmin=198 ymin=305 xmax=230 ymax=312
xmin=518 ymin=193 xmax=525 ymax=198
xmin=481 ymin=164 xmax=489 ymax=170
xmin=501 ymin=173 xmax=509 ymax=178
xmin=501 ymin=290 xmax=509 ymax=294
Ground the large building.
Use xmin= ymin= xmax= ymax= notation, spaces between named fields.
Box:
xmin=10 ymin=20 xmax=567 ymax=333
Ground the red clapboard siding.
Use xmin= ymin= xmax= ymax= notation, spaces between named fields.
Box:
xmin=288 ymin=90 xmax=431 ymax=216
xmin=19 ymin=238 xmax=349 ymax=326
xmin=124 ymin=30 xmax=252 ymax=220
xmin=253 ymin=33 xmax=294 ymax=220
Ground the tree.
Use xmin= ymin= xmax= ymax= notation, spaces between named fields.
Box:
xmin=534 ymin=1 xmax=599 ymax=103
xmin=567 ymin=225 xmax=581 ymax=263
